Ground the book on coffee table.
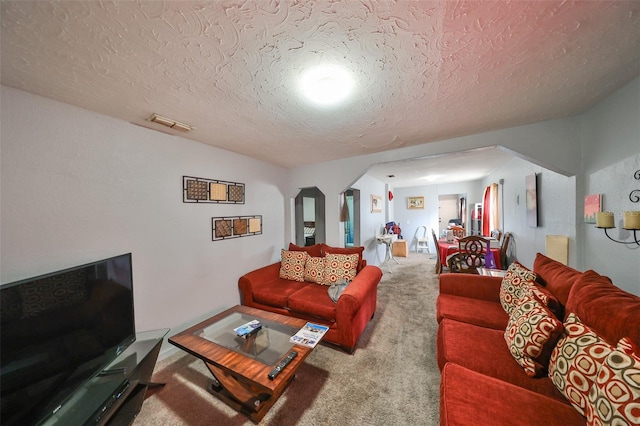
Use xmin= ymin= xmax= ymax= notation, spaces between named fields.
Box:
xmin=289 ymin=322 xmax=329 ymax=348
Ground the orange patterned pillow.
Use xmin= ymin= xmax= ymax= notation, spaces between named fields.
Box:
xmin=586 ymin=337 xmax=640 ymax=425
xmin=322 ymin=253 xmax=358 ymax=285
xmin=504 ymin=293 xmax=563 ymax=377
xmin=279 ymin=249 xmax=308 ymax=282
xmin=548 ymin=313 xmax=615 ymax=416
xmin=304 ymin=257 xmax=325 ymax=284
xmin=499 ymin=261 xmax=538 ymax=314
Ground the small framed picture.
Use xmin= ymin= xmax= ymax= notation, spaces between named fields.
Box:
xmin=584 ymin=194 xmax=602 ymax=224
xmin=371 ymin=194 xmax=382 ymax=213
xmin=408 ymin=196 xmax=424 ymax=209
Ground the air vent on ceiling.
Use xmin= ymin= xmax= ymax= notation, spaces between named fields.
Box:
xmin=147 ymin=113 xmax=194 ymax=132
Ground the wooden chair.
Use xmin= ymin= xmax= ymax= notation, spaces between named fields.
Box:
xmin=490 ymin=229 xmax=502 ymax=242
xmin=500 ymin=232 xmax=512 ymax=269
xmin=431 ymin=229 xmax=442 ymax=274
xmin=450 ymin=225 xmax=465 ymax=238
xmin=448 ymin=236 xmax=489 ymax=274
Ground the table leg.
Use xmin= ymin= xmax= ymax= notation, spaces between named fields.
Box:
xmin=204 ymin=361 xmax=289 ymax=423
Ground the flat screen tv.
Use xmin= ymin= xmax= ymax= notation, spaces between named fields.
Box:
xmin=0 ymin=253 xmax=136 ymax=425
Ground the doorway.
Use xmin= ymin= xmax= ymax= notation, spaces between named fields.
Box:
xmin=438 ymin=194 xmax=466 ymax=237
xmin=342 ymin=189 xmax=360 ymax=247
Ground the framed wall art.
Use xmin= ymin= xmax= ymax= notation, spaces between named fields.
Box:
xmin=408 ymin=196 xmax=425 ymax=209
xmin=525 ymin=173 xmax=538 ymax=227
xmin=371 ymin=194 xmax=382 ymax=213
xmin=183 ymin=176 xmax=245 ymax=204
xmin=212 ymin=215 xmax=262 ymax=241
xmin=584 ymin=194 xmax=602 ymax=224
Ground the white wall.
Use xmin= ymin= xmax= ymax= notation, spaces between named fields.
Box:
xmin=389 ymin=181 xmax=484 ymax=253
xmin=0 ymin=86 xmax=288 ymax=355
xmin=481 ymin=157 xmax=577 ymax=269
xmin=287 ymin=78 xmax=639 ymax=295
xmin=579 ymin=77 xmax=640 ymax=295
xmin=350 ymin=174 xmax=387 ymax=265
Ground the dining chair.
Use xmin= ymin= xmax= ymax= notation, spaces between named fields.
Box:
xmin=450 ymin=225 xmax=465 ymax=238
xmin=449 ymin=236 xmax=489 ymax=274
xmin=431 ymin=228 xmax=442 ymax=274
xmin=500 ymin=232 xmax=512 ymax=269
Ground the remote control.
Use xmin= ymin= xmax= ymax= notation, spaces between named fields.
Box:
xmin=267 ymin=350 xmax=298 ymax=380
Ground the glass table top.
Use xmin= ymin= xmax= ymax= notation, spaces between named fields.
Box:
xmin=198 ymin=312 xmax=297 ymax=366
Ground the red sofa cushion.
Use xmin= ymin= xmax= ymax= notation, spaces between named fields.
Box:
xmin=252 ymin=278 xmax=308 ymax=308
xmin=533 ymin=253 xmax=583 ymax=307
xmin=438 ymin=273 xmax=502 ymax=303
xmin=437 ymin=318 xmax=566 ymax=401
xmin=565 ymin=269 xmax=640 ymax=347
xmin=288 ymin=242 xmax=323 ymax=257
xmin=436 ymin=294 xmax=508 ymax=330
xmin=440 ymin=363 xmax=586 ymax=426
xmin=287 ymin=284 xmax=337 ymax=322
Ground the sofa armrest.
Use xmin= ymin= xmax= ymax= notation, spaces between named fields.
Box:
xmin=439 ymin=273 xmax=503 ymax=303
xmin=238 ymin=262 xmax=281 ymax=306
xmin=337 ymin=265 xmax=383 ymax=318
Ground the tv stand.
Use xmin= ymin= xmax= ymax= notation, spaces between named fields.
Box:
xmin=41 ymin=329 xmax=168 ymax=426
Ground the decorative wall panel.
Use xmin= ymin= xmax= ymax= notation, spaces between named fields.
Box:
xmin=183 ymin=176 xmax=245 ymax=204
xmin=212 ymin=215 xmax=262 ymax=241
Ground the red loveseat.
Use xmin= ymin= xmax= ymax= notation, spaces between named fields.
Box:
xmin=238 ymin=243 xmax=383 ymax=353
xmin=436 ymin=253 xmax=640 ymax=425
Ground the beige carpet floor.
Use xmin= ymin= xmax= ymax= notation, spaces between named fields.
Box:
xmin=134 ymin=253 xmax=440 ymax=425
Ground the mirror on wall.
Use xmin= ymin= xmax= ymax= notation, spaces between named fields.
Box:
xmin=295 ymin=187 xmax=325 ymax=246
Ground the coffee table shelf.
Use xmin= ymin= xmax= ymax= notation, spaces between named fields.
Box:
xmin=169 ymin=305 xmax=317 ymax=423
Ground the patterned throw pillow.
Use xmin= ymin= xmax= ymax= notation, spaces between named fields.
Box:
xmin=504 ymin=293 xmax=563 ymax=377
xmin=586 ymin=337 xmax=640 ymax=426
xmin=304 ymin=257 xmax=325 ymax=284
xmin=322 ymin=253 xmax=358 ymax=285
xmin=548 ymin=313 xmax=615 ymax=416
xmin=279 ymin=249 xmax=308 ymax=282
xmin=499 ymin=261 xmax=538 ymax=314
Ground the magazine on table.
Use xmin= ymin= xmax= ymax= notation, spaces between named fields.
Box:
xmin=289 ymin=322 xmax=329 ymax=348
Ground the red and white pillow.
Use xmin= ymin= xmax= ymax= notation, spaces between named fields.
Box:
xmin=504 ymin=293 xmax=563 ymax=377
xmin=304 ymin=257 xmax=325 ymax=284
xmin=322 ymin=253 xmax=358 ymax=285
xmin=499 ymin=261 xmax=538 ymax=314
xmin=585 ymin=337 xmax=640 ymax=425
xmin=548 ymin=313 xmax=615 ymax=416
xmin=279 ymin=249 xmax=309 ymax=282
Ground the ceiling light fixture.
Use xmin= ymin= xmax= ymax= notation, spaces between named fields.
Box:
xmin=148 ymin=113 xmax=194 ymax=132
xmin=300 ymin=64 xmax=354 ymax=106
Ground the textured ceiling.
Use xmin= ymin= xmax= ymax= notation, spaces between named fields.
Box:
xmin=2 ymin=0 xmax=640 ymax=175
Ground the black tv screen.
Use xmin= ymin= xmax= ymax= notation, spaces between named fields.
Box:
xmin=0 ymin=253 xmax=136 ymax=425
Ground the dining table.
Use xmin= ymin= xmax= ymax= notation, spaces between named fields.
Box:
xmin=437 ymin=239 xmax=502 ymax=270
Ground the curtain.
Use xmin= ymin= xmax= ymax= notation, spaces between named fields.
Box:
xmin=482 ymin=183 xmax=500 ymax=236
xmin=490 ymin=183 xmax=499 ymax=231
xmin=340 ymin=192 xmax=350 ymax=222
xmin=482 ymin=186 xmax=491 ymax=236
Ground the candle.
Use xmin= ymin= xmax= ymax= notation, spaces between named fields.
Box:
xmin=596 ymin=212 xmax=615 ymax=228
xmin=623 ymin=211 xmax=640 ymax=230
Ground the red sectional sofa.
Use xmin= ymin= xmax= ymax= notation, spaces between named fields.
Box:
xmin=437 ymin=253 xmax=640 ymax=425
xmin=238 ymin=243 xmax=383 ymax=353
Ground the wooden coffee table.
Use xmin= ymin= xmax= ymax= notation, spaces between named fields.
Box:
xmin=168 ymin=305 xmax=316 ymax=423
